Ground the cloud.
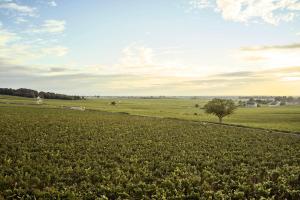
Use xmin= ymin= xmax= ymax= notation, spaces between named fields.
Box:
xmin=241 ymin=43 xmax=300 ymax=51
xmin=267 ymin=66 xmax=300 ymax=82
xmin=15 ymin=17 xmax=28 ymax=24
xmin=214 ymin=71 xmax=255 ymax=77
xmin=281 ymin=76 xmax=300 ymax=81
xmin=117 ymin=44 xmax=202 ymax=77
xmin=0 ymin=43 xmax=68 ymax=64
xmin=167 ymin=66 xmax=300 ymax=94
xmin=42 ymin=46 xmax=68 ymax=57
xmin=189 ymin=0 xmax=300 ymax=25
xmin=1 ymin=58 xmax=299 ymax=95
xmin=0 ymin=2 xmax=67 ymax=60
xmin=43 ymin=20 xmax=65 ymax=33
xmin=117 ymin=44 xmax=167 ymax=75
xmin=49 ymin=67 xmax=68 ymax=72
xmin=0 ymin=27 xmax=17 ymax=46
xmin=0 ymin=24 xmax=68 ymax=64
xmin=48 ymin=1 xmax=57 ymax=7
xmin=121 ymin=44 xmax=154 ymax=67
xmin=241 ymin=55 xmax=266 ymax=61
xmin=0 ymin=2 xmax=37 ymax=16
xmin=188 ymin=0 xmax=213 ymax=9
xmin=0 ymin=61 xmax=154 ymax=95
xmin=234 ymin=42 xmax=300 ymax=68
xmin=30 ymin=20 xmax=66 ymax=34
xmin=213 ymin=66 xmax=300 ymax=79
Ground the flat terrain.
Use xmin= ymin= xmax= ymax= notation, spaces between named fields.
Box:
xmin=1 ymin=95 xmax=300 ymax=132
xmin=0 ymin=106 xmax=300 ymax=199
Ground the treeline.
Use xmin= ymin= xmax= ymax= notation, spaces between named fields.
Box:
xmin=274 ymin=96 xmax=300 ymax=103
xmin=0 ymin=88 xmax=84 ymax=100
xmin=242 ymin=96 xmax=300 ymax=105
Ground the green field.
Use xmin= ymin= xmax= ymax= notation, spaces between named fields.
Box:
xmin=1 ymin=95 xmax=300 ymax=132
xmin=0 ymin=106 xmax=299 ymax=199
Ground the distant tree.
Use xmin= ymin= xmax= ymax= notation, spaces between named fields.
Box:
xmin=287 ymin=96 xmax=294 ymax=103
xmin=275 ymin=96 xmax=287 ymax=102
xmin=14 ymin=88 xmax=38 ymax=98
xmin=203 ymin=99 xmax=237 ymax=123
xmin=195 ymin=104 xmax=199 ymax=108
xmin=0 ymin=88 xmax=82 ymax=100
xmin=248 ymin=97 xmax=255 ymax=103
xmin=238 ymin=100 xmax=245 ymax=107
xmin=0 ymin=88 xmax=14 ymax=96
xmin=111 ymin=101 xmax=116 ymax=106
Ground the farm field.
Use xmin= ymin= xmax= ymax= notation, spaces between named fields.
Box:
xmin=0 ymin=106 xmax=300 ymax=199
xmin=1 ymin=95 xmax=300 ymax=132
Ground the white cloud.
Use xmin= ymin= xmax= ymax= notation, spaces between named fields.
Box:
xmin=15 ymin=17 xmax=28 ymax=24
xmin=235 ymin=42 xmax=300 ymax=69
xmin=0 ymin=1 xmax=67 ymax=74
xmin=240 ymin=43 xmax=300 ymax=51
xmin=0 ymin=24 xmax=68 ymax=64
xmin=117 ymin=44 xmax=205 ymax=77
xmin=216 ymin=0 xmax=298 ymax=25
xmin=189 ymin=0 xmax=213 ymax=9
xmin=2 ymin=61 xmax=299 ymax=95
xmin=281 ymin=76 xmax=300 ymax=81
xmin=0 ymin=2 xmax=36 ymax=16
xmin=0 ymin=42 xmax=68 ymax=64
xmin=189 ymin=0 xmax=300 ymax=25
xmin=48 ymin=1 xmax=57 ymax=7
xmin=42 ymin=20 xmax=65 ymax=33
xmin=29 ymin=20 xmax=66 ymax=34
xmin=42 ymin=46 xmax=68 ymax=57
xmin=121 ymin=44 xmax=154 ymax=67
xmin=0 ymin=26 xmax=17 ymax=46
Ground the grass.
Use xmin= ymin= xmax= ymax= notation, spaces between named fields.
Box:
xmin=1 ymin=95 xmax=300 ymax=132
xmin=0 ymin=106 xmax=299 ymax=199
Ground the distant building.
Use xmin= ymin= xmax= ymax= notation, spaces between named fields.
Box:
xmin=246 ymin=101 xmax=257 ymax=108
xmin=70 ymin=106 xmax=85 ymax=111
xmin=286 ymin=102 xmax=298 ymax=105
xmin=268 ymin=101 xmax=281 ymax=107
xmin=36 ymin=96 xmax=43 ymax=104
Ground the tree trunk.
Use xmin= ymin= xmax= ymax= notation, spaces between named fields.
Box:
xmin=219 ymin=117 xmax=222 ymax=123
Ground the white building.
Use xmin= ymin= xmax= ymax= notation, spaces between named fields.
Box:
xmin=268 ymin=101 xmax=281 ymax=107
xmin=286 ymin=102 xmax=298 ymax=105
xmin=246 ymin=102 xmax=257 ymax=108
xmin=36 ymin=96 xmax=43 ymax=104
xmin=70 ymin=106 xmax=86 ymax=111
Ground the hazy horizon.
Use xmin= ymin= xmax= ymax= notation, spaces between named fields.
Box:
xmin=1 ymin=0 xmax=300 ymax=95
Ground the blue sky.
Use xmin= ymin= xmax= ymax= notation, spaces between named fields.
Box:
xmin=1 ymin=0 xmax=300 ymax=95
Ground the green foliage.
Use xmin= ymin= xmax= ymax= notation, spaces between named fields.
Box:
xmin=1 ymin=95 xmax=300 ymax=132
xmin=0 ymin=106 xmax=299 ymax=199
xmin=204 ymin=98 xmax=237 ymax=123
xmin=0 ymin=88 xmax=83 ymax=100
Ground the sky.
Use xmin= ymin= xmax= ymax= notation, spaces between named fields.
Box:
xmin=0 ymin=0 xmax=300 ymax=96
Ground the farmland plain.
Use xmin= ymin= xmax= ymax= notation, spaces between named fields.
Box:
xmin=1 ymin=95 xmax=300 ymax=132
xmin=0 ymin=106 xmax=299 ymax=199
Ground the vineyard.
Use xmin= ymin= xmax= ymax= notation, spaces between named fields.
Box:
xmin=1 ymin=95 xmax=300 ymax=132
xmin=0 ymin=106 xmax=300 ymax=199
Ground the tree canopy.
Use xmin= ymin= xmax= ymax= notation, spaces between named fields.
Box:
xmin=203 ymin=98 xmax=237 ymax=123
xmin=0 ymin=88 xmax=84 ymax=100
